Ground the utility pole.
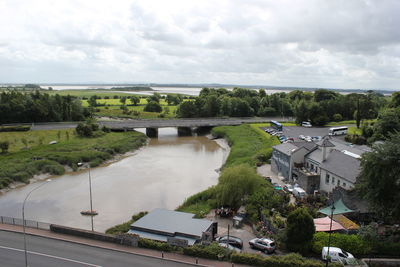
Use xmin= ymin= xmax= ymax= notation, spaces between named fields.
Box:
xmin=89 ymin=168 xmax=94 ymax=231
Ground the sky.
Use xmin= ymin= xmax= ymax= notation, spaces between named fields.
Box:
xmin=0 ymin=0 xmax=399 ymax=90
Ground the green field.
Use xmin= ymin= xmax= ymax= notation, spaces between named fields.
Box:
xmin=0 ymin=129 xmax=147 ymax=189
xmin=47 ymin=89 xmax=142 ymax=98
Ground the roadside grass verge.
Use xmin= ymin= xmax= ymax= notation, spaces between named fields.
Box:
xmin=0 ymin=130 xmax=147 ymax=189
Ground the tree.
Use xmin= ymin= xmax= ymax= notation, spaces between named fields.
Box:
xmin=88 ymin=95 xmax=98 ymax=107
xmin=216 ymin=164 xmax=263 ymax=209
xmin=143 ymin=101 xmax=162 ymax=112
xmin=371 ymin=108 xmax=400 ymax=140
xmin=130 ymin=96 xmax=140 ymax=106
xmin=120 ymin=96 xmax=127 ymax=105
xmin=146 ymin=93 xmax=161 ymax=103
xmin=0 ymin=141 xmax=9 ymax=153
xmin=358 ymin=132 xmax=400 ymax=221
xmin=285 ymin=207 xmax=315 ymax=254
xmin=176 ymin=101 xmax=198 ymax=118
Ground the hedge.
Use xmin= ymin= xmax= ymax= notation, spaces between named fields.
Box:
xmin=0 ymin=125 xmax=31 ymax=132
xmin=231 ymin=253 xmax=341 ymax=267
xmin=183 ymin=242 xmax=230 ymax=260
xmin=138 ymin=238 xmax=175 ymax=252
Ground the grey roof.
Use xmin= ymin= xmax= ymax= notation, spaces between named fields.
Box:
xmin=293 ymin=142 xmax=318 ymax=151
xmin=130 ymin=209 xmax=213 ymax=239
xmin=306 ymin=147 xmax=323 ymax=163
xmin=320 ymin=138 xmax=335 ymax=147
xmin=319 ymin=150 xmax=361 ymax=183
xmin=273 ymin=143 xmax=299 ymax=155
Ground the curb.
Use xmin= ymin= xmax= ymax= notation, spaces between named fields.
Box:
xmin=0 ymin=228 xmax=210 ymax=267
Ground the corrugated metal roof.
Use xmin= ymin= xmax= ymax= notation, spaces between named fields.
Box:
xmin=130 ymin=209 xmax=213 ymax=239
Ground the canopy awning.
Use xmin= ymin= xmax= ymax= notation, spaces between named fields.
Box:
xmin=314 ymin=216 xmax=345 ymax=232
xmin=318 ymin=198 xmax=354 ymax=215
xmin=332 ymin=214 xmax=359 ymax=230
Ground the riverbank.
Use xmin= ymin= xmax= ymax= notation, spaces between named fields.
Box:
xmin=0 ymin=130 xmax=148 ymax=191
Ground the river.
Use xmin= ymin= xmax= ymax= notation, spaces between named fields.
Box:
xmin=0 ymin=128 xmax=228 ymax=232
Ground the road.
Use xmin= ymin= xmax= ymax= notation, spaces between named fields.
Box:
xmin=0 ymin=231 xmax=195 ymax=267
xmin=25 ymin=117 xmax=294 ymax=130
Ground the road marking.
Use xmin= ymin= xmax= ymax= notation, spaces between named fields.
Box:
xmin=0 ymin=245 xmax=102 ymax=266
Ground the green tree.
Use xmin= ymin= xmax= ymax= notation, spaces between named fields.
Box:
xmin=358 ymin=132 xmax=400 ymax=221
xmin=0 ymin=141 xmax=9 ymax=153
xmin=146 ymin=93 xmax=161 ymax=104
xmin=143 ymin=101 xmax=162 ymax=112
xmin=120 ymin=96 xmax=127 ymax=105
xmin=88 ymin=95 xmax=98 ymax=107
xmin=285 ymin=207 xmax=315 ymax=254
xmin=372 ymin=108 xmax=400 ymax=140
xmin=216 ymin=164 xmax=263 ymax=209
xmin=130 ymin=96 xmax=140 ymax=106
xmin=176 ymin=101 xmax=198 ymax=118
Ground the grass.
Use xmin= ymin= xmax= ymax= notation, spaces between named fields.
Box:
xmin=0 ymin=129 xmax=76 ymax=153
xmin=105 ymin=211 xmax=148 ymax=235
xmin=348 ymin=127 xmax=363 ymax=135
xmin=0 ymin=129 xmax=147 ymax=189
xmin=211 ymin=124 xmax=280 ymax=168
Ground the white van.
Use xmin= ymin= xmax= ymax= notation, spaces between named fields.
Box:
xmin=301 ymin=121 xmax=312 ymax=127
xmin=292 ymin=187 xmax=306 ymax=199
xmin=322 ymin=247 xmax=354 ymax=264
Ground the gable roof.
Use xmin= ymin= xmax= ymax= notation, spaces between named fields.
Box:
xmin=319 ymin=150 xmax=361 ymax=183
xmin=273 ymin=143 xmax=299 ymax=155
xmin=320 ymin=138 xmax=335 ymax=147
xmin=293 ymin=142 xmax=318 ymax=151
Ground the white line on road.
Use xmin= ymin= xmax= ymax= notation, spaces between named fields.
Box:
xmin=0 ymin=245 xmax=102 ymax=267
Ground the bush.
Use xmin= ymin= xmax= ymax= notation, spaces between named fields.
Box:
xmin=0 ymin=125 xmax=30 ymax=132
xmin=286 ymin=207 xmax=315 ymax=254
xmin=333 ymin=113 xmax=343 ymax=122
xmin=106 ymin=211 xmax=148 ymax=235
xmin=138 ymin=238 xmax=174 ymax=252
xmin=374 ymin=242 xmax=400 ymax=256
xmin=312 ymin=232 xmax=372 ymax=256
xmin=143 ymin=101 xmax=162 ymax=112
xmin=183 ymin=242 xmax=230 ymax=260
xmin=231 ymin=252 xmax=339 ymax=267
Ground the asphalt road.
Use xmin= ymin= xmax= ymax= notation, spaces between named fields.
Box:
xmin=0 ymin=231 xmax=195 ymax=267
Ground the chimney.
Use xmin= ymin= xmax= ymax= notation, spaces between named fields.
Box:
xmin=320 ymin=137 xmax=335 ymax=162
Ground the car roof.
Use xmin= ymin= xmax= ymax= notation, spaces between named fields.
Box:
xmin=259 ymin=238 xmax=274 ymax=243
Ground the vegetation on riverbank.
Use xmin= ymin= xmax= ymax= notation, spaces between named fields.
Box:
xmin=177 ymin=123 xmax=282 ymax=217
xmin=105 ymin=211 xmax=148 ymax=235
xmin=0 ymin=129 xmax=147 ymax=189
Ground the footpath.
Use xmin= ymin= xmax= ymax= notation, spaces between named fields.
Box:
xmin=0 ymin=223 xmax=249 ymax=267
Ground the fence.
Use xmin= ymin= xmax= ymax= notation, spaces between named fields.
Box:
xmin=0 ymin=215 xmax=51 ymax=230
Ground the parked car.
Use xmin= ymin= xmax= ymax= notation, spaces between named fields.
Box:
xmin=283 ymin=184 xmax=294 ymax=193
xmin=249 ymin=238 xmax=276 ymax=254
xmin=287 ymin=137 xmax=294 ymax=142
xmin=301 ymin=121 xmax=312 ymax=127
xmin=311 ymin=136 xmax=321 ymax=141
xmin=322 ymin=247 xmax=354 ymax=264
xmin=293 ymin=187 xmax=307 ymax=199
xmin=218 ymin=242 xmax=241 ymax=253
xmin=299 ymin=135 xmax=305 ymax=140
xmin=215 ymin=235 xmax=243 ymax=248
xmin=272 ymin=183 xmax=282 ymax=190
xmin=305 ymin=136 xmax=312 ymax=142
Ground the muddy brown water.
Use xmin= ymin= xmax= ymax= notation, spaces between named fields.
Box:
xmin=0 ymin=128 xmax=228 ymax=232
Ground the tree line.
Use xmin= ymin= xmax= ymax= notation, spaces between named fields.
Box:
xmin=0 ymin=91 xmax=89 ymax=124
xmin=176 ymin=87 xmax=389 ymax=126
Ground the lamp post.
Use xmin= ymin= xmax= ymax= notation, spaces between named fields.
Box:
xmin=89 ymin=168 xmax=94 ymax=231
xmin=22 ymin=179 xmax=51 ymax=267
xmin=325 ymin=203 xmax=336 ymax=267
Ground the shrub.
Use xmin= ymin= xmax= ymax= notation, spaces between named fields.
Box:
xmin=138 ymin=238 xmax=174 ymax=252
xmin=183 ymin=242 xmax=229 ymax=260
xmin=333 ymin=113 xmax=343 ymax=122
xmin=286 ymin=207 xmax=315 ymax=254
xmin=374 ymin=242 xmax=400 ymax=256
xmin=106 ymin=211 xmax=148 ymax=235
xmin=143 ymin=101 xmax=162 ymax=112
xmin=312 ymin=232 xmax=372 ymax=256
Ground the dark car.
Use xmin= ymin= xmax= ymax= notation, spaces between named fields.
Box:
xmin=215 ymin=235 xmax=243 ymax=248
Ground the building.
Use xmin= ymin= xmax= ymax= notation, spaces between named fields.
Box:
xmin=128 ymin=209 xmax=217 ymax=246
xmin=271 ymin=137 xmax=368 ymax=194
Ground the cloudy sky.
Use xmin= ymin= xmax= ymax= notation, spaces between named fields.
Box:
xmin=0 ymin=0 xmax=399 ymax=89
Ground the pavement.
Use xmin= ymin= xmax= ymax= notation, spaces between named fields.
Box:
xmin=0 ymin=223 xmax=249 ymax=267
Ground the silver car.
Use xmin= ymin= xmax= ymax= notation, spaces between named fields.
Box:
xmin=249 ymin=238 xmax=276 ymax=254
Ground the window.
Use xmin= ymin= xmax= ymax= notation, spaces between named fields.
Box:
xmin=343 ymin=182 xmax=346 ymax=187
xmin=332 ymin=177 xmax=335 ymax=184
xmin=337 ymin=179 xmax=340 ymax=186
xmin=326 ymin=174 xmax=330 ymax=184
xmin=315 ymin=167 xmax=318 ymax=173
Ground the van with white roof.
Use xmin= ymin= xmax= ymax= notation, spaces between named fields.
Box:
xmin=322 ymin=247 xmax=354 ymax=264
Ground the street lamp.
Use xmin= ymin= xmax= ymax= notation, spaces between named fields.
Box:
xmin=325 ymin=203 xmax=336 ymax=267
xmin=22 ymin=179 xmax=51 ymax=267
